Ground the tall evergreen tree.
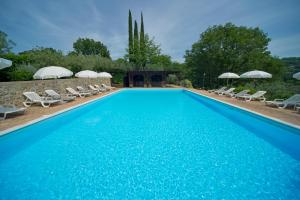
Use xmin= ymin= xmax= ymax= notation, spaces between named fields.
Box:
xmin=133 ymin=20 xmax=140 ymax=67
xmin=140 ymin=12 xmax=146 ymax=68
xmin=128 ymin=10 xmax=133 ymax=63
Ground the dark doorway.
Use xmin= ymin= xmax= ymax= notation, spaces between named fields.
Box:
xmin=150 ymin=75 xmax=162 ymax=87
xmin=123 ymin=76 xmax=129 ymax=87
xmin=133 ymin=75 xmax=144 ymax=87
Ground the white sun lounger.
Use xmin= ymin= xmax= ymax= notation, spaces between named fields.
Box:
xmin=296 ymin=105 xmax=300 ymax=114
xmin=66 ymin=87 xmax=91 ymax=98
xmin=102 ymin=83 xmax=115 ymax=90
xmin=23 ymin=92 xmax=60 ymax=108
xmin=208 ymin=87 xmax=226 ymax=93
xmin=238 ymin=91 xmax=267 ymax=102
xmin=0 ymin=105 xmax=26 ymax=120
xmin=88 ymin=85 xmax=102 ymax=93
xmin=265 ymin=94 xmax=300 ymax=109
xmin=77 ymin=86 xmax=98 ymax=95
xmin=218 ymin=88 xmax=235 ymax=96
xmin=94 ymin=84 xmax=107 ymax=92
xmin=45 ymin=89 xmax=76 ymax=102
xmin=227 ymin=90 xmax=250 ymax=98
xmin=213 ymin=87 xmax=227 ymax=94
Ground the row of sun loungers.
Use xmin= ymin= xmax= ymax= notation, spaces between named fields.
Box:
xmin=0 ymin=84 xmax=113 ymax=120
xmin=209 ymin=86 xmax=300 ymax=110
xmin=211 ymin=87 xmax=267 ymax=102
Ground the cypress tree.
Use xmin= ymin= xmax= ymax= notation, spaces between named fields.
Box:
xmin=140 ymin=12 xmax=146 ymax=68
xmin=128 ymin=10 xmax=133 ymax=62
xmin=133 ymin=20 xmax=140 ymax=67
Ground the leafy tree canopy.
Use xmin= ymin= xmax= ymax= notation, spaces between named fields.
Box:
xmin=185 ymin=23 xmax=285 ymax=88
xmin=20 ymin=47 xmax=64 ymax=69
xmin=72 ymin=38 xmax=110 ymax=58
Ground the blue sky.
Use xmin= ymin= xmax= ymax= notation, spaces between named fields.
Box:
xmin=1 ymin=0 xmax=300 ymax=62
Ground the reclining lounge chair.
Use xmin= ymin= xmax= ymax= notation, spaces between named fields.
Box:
xmin=23 ymin=92 xmax=60 ymax=108
xmin=265 ymin=94 xmax=300 ymax=109
xmin=77 ymin=86 xmax=98 ymax=95
xmin=227 ymin=90 xmax=250 ymax=98
xmin=0 ymin=105 xmax=26 ymax=120
xmin=238 ymin=91 xmax=267 ymax=102
xmin=45 ymin=89 xmax=76 ymax=102
xmin=66 ymin=87 xmax=91 ymax=98
xmin=218 ymin=88 xmax=235 ymax=96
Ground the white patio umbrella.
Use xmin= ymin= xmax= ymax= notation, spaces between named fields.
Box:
xmin=240 ymin=70 xmax=272 ymax=79
xmin=75 ymin=70 xmax=98 ymax=78
xmin=218 ymin=72 xmax=240 ymax=85
xmin=0 ymin=58 xmax=12 ymax=69
xmin=98 ymin=72 xmax=112 ymax=78
xmin=240 ymin=70 xmax=272 ymax=87
xmin=293 ymin=72 xmax=300 ymax=80
xmin=33 ymin=66 xmax=73 ymax=79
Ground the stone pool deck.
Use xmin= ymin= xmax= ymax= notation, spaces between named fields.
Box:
xmin=0 ymin=89 xmax=119 ymax=132
xmin=1 ymin=88 xmax=299 ymax=132
xmin=191 ymin=89 xmax=300 ymax=126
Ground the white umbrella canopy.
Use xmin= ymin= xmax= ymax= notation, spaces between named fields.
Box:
xmin=0 ymin=58 xmax=12 ymax=69
xmin=75 ymin=70 xmax=98 ymax=78
xmin=218 ymin=72 xmax=240 ymax=79
xmin=33 ymin=66 xmax=73 ymax=79
xmin=293 ymin=72 xmax=300 ymax=80
xmin=240 ymin=70 xmax=272 ymax=79
xmin=218 ymin=72 xmax=240 ymax=85
xmin=98 ymin=72 xmax=112 ymax=78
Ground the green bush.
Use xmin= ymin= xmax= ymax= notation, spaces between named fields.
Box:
xmin=234 ymin=83 xmax=256 ymax=94
xmin=256 ymin=81 xmax=293 ymax=99
xmin=8 ymin=64 xmax=36 ymax=81
xmin=112 ymin=72 xmax=125 ymax=84
xmin=180 ymin=79 xmax=193 ymax=88
xmin=166 ymin=74 xmax=178 ymax=84
xmin=9 ymin=69 xmax=33 ymax=81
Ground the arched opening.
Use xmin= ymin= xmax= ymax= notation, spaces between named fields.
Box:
xmin=133 ymin=75 xmax=144 ymax=87
xmin=150 ymin=75 xmax=162 ymax=87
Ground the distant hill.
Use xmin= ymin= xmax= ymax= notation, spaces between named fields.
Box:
xmin=281 ymin=57 xmax=300 ymax=74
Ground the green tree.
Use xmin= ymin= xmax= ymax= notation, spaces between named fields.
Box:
xmin=20 ymin=47 xmax=64 ymax=69
xmin=144 ymin=34 xmax=161 ymax=64
xmin=150 ymin=54 xmax=172 ymax=67
xmin=133 ymin=20 xmax=140 ymax=68
xmin=128 ymin=10 xmax=134 ymax=63
xmin=72 ymin=38 xmax=110 ymax=58
xmin=184 ymin=23 xmax=282 ymax=88
xmin=0 ymin=31 xmax=15 ymax=54
xmin=140 ymin=12 xmax=146 ymax=68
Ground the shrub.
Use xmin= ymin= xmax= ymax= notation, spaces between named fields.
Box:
xmin=112 ymin=72 xmax=125 ymax=84
xmin=8 ymin=64 xmax=35 ymax=81
xmin=235 ymin=83 xmax=256 ymax=94
xmin=9 ymin=69 xmax=33 ymax=81
xmin=180 ymin=79 xmax=193 ymax=88
xmin=166 ymin=74 xmax=178 ymax=84
xmin=256 ymin=81 xmax=293 ymax=99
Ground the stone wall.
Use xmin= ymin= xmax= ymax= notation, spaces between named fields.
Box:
xmin=0 ymin=78 xmax=111 ymax=106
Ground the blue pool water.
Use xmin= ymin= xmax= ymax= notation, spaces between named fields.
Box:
xmin=0 ymin=89 xmax=300 ymax=199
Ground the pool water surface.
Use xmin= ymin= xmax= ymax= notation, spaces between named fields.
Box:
xmin=0 ymin=89 xmax=299 ymax=199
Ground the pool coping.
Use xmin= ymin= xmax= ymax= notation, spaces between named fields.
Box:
xmin=1 ymin=88 xmax=299 ymax=136
xmin=186 ymin=89 xmax=300 ymax=130
xmin=0 ymin=90 xmax=122 ymax=136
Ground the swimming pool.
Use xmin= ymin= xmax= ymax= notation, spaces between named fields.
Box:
xmin=0 ymin=89 xmax=300 ymax=199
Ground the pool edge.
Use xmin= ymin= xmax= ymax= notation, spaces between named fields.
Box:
xmin=186 ymin=89 xmax=300 ymax=130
